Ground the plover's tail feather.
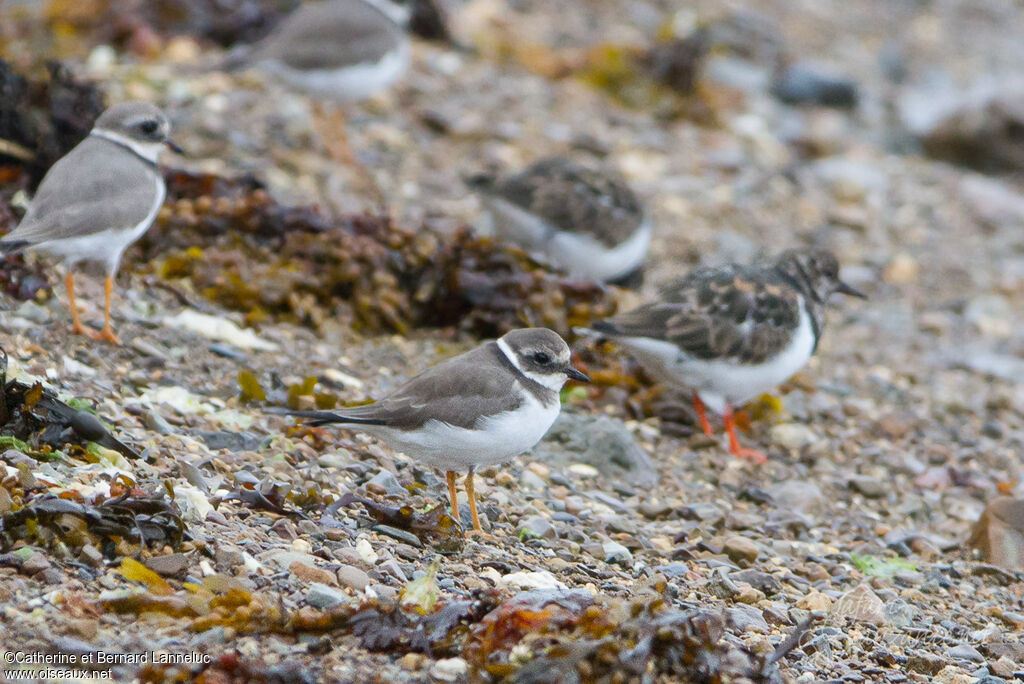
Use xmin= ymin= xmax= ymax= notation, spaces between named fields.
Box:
xmin=267 ymin=407 xmax=387 ymax=427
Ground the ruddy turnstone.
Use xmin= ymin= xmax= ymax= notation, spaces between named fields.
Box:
xmin=584 ymin=248 xmax=865 ymax=462
xmin=0 ymin=102 xmax=181 ymax=344
xmin=276 ymin=328 xmax=589 ymax=533
xmin=467 ymin=157 xmax=652 ymax=285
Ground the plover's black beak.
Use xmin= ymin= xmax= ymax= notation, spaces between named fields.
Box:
xmin=835 ymin=280 xmax=867 ymax=299
xmin=564 ymin=366 xmax=590 ymax=383
xmin=165 ymin=139 xmax=185 ymax=155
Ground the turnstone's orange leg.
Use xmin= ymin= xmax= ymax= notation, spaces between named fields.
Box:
xmin=693 ymin=393 xmax=713 ymax=436
xmin=446 ymin=470 xmax=459 ymax=522
xmin=97 ymin=275 xmax=122 ymax=345
xmin=722 ymin=404 xmax=768 ymax=464
xmin=65 ymin=272 xmax=99 ymax=338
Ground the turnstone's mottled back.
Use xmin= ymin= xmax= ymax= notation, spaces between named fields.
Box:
xmin=586 ymin=248 xmax=865 ymax=462
xmin=468 ymin=157 xmax=651 ymax=285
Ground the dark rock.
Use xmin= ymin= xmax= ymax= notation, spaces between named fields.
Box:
xmin=196 ymin=430 xmax=263 ymax=452
xmin=772 ymin=63 xmax=859 ymax=108
xmin=145 ymin=553 xmax=191 ymax=578
xmin=731 ymin=570 xmax=781 ymax=595
xmin=537 ymin=414 xmax=657 ymax=488
xmin=726 ymin=605 xmax=769 ymax=633
xmin=372 ymin=525 xmax=422 ymax=548
xmin=906 ymin=651 xmax=948 ymax=675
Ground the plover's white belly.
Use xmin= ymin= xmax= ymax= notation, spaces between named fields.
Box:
xmin=483 ymin=196 xmax=651 ymax=282
xmin=36 ymin=172 xmax=165 ymax=275
xmin=616 ymin=303 xmax=816 ymax=414
xmin=364 ymin=391 xmax=561 ymax=471
xmin=261 ymin=40 xmax=410 ymax=102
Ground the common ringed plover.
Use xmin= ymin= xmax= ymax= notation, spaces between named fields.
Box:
xmin=277 ymin=328 xmax=589 ymax=533
xmin=584 ymin=249 xmax=865 ymax=463
xmin=0 ymin=101 xmax=182 ymax=344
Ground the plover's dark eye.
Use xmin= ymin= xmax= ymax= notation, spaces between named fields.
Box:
xmin=532 ymin=351 xmax=551 ymax=364
xmin=139 ymin=120 xmax=159 ymax=135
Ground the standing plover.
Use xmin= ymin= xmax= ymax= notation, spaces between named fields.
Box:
xmin=0 ymin=102 xmax=181 ymax=343
xmin=276 ymin=328 xmax=589 ymax=533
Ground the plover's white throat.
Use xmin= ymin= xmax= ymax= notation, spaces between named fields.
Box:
xmin=467 ymin=157 xmax=652 ymax=285
xmin=275 ymin=328 xmax=589 ymax=533
xmin=0 ymin=101 xmax=182 ymax=343
xmin=583 ymin=248 xmax=865 ymax=463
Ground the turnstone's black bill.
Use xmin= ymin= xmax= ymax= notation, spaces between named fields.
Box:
xmin=230 ymin=0 xmax=411 ymax=102
xmin=274 ymin=328 xmax=589 ymax=534
xmin=467 ymin=157 xmax=652 ymax=285
xmin=0 ymin=102 xmax=180 ymax=344
xmin=584 ymin=248 xmax=865 ymax=463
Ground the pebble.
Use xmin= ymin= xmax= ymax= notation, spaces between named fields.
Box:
xmin=499 ymin=570 xmax=565 ymax=590
xmin=289 ymin=561 xmax=337 ymax=587
xmin=832 ymin=584 xmax=886 ymax=625
xmin=373 ymin=525 xmax=423 ymax=548
xmin=772 ymin=63 xmax=859 ymax=108
xmin=356 ymin=539 xmax=379 ymax=565
xmin=798 ymin=590 xmax=833 ymax=611
xmin=768 ymin=480 xmax=824 ymax=516
xmin=538 ymin=414 xmax=657 ymax=488
xmin=603 ymin=541 xmax=633 ymax=565
xmin=336 ymin=565 xmax=371 ymax=591
xmin=945 ymin=644 xmax=985 ymax=663
xmin=22 ymin=552 xmax=51 ymax=576
xmin=769 ymin=423 xmax=817 ymax=450
xmin=366 ymin=469 xmax=407 ymax=497
xmin=430 ymin=657 xmax=469 ymax=682
xmin=726 ymin=605 xmax=770 ymax=633
xmin=145 ymin=553 xmax=190 ymax=578
xmin=849 ymin=476 xmax=887 ymax=499
xmin=722 ymin=536 xmax=760 ymax=565
xmin=568 ymin=463 xmax=600 ymax=479
xmin=307 ymin=583 xmax=348 ymax=609
xmin=519 ymin=515 xmax=557 ymax=540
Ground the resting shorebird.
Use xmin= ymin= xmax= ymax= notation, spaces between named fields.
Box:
xmin=276 ymin=328 xmax=589 ymax=533
xmin=467 ymin=157 xmax=651 ymax=285
xmin=584 ymin=248 xmax=865 ymax=463
xmin=0 ymin=102 xmax=181 ymax=343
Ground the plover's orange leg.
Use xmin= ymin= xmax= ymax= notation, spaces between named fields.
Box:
xmin=446 ymin=470 xmax=459 ymax=522
xmin=65 ymin=271 xmax=98 ymax=338
xmin=465 ymin=471 xmax=483 ymax=533
xmin=693 ymin=393 xmax=713 ymax=436
xmin=96 ymin=275 xmax=121 ymax=345
xmin=722 ymin=404 xmax=767 ymax=464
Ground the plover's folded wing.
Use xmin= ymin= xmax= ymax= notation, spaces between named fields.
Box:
xmin=0 ymin=138 xmax=159 ymax=248
xmin=255 ymin=0 xmax=404 ymax=70
xmin=272 ymin=343 xmax=525 ymax=431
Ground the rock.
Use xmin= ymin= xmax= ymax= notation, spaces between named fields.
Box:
xmin=768 ymin=480 xmax=824 ymax=517
xmin=882 ymin=253 xmax=919 ymax=285
xmin=197 ymin=430 xmax=263 ymax=452
xmin=145 ymin=553 xmax=191 ymax=578
xmin=356 ymin=539 xmax=379 ymax=565
xmin=969 ymin=497 xmax=1024 ymax=569
xmin=732 ymin=569 xmax=781 ymax=595
xmin=372 ymin=525 xmax=422 ymax=548
xmin=679 ymin=502 xmax=726 ymax=524
xmin=290 ymin=561 xmax=337 ymax=586
xmin=965 ymin=352 xmax=1024 ymax=383
xmin=726 ymin=605 xmax=770 ymax=633
xmin=991 ymin=656 xmax=1016 ymax=678
xmin=307 ymin=582 xmax=347 ymax=609
xmin=602 ymin=541 xmax=633 ymax=565
xmin=884 ymin=599 xmax=917 ymax=628
xmin=849 ymin=476 xmax=886 ymax=499
xmin=769 ymin=423 xmax=817 ymax=450
xmin=567 ymin=463 xmax=600 ymax=479
xmin=960 ymin=174 xmax=1024 ymax=227
xmin=832 ymin=584 xmax=886 ymax=625
xmin=931 ymin=665 xmax=976 ymax=684
xmin=519 ymin=516 xmax=556 ymax=540
xmin=366 ymin=469 xmax=406 ymax=497
xmin=722 ymin=536 xmax=760 ymax=565
xmin=965 ymin=295 xmax=1014 ymax=340
xmin=430 ymin=657 xmax=469 ymax=682
xmin=22 ymin=552 xmax=51 ymax=575
xmin=537 ymin=414 xmax=657 ymax=488
xmin=906 ymin=651 xmax=949 ymax=675
xmin=900 ymin=76 xmax=1024 ymax=171
xmin=771 ymin=63 xmax=859 ymax=108
xmin=164 ymin=309 xmax=279 ymax=350
xmin=797 ymin=590 xmax=833 ymax=611
xmin=499 ymin=571 xmax=566 ymax=590
xmin=945 ymin=644 xmax=985 ymax=663
xmin=336 ymin=565 xmax=371 ymax=591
